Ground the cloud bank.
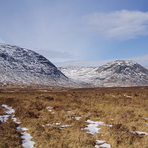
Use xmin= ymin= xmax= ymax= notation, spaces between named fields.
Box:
xmin=36 ymin=49 xmax=73 ymax=62
xmin=56 ymin=54 xmax=148 ymax=67
xmin=86 ymin=10 xmax=148 ymax=40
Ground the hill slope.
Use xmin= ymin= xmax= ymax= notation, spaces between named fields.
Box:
xmin=60 ymin=60 xmax=148 ymax=87
xmin=0 ymin=43 xmax=75 ymax=87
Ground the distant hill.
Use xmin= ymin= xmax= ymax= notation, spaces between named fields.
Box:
xmin=60 ymin=60 xmax=148 ymax=87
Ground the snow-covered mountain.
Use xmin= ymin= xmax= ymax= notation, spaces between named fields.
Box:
xmin=0 ymin=43 xmax=76 ymax=87
xmin=1 ymin=43 xmax=147 ymax=87
xmin=60 ymin=60 xmax=148 ymax=87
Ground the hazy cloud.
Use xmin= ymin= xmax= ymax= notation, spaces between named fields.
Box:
xmin=0 ymin=38 xmax=5 ymax=43
xmin=130 ymin=54 xmax=148 ymax=67
xmin=56 ymin=60 xmax=110 ymax=67
xmin=56 ymin=54 xmax=148 ymax=67
xmin=86 ymin=10 xmax=148 ymax=40
xmin=36 ymin=49 xmax=73 ymax=62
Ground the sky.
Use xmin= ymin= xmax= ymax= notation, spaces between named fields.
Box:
xmin=0 ymin=0 xmax=148 ymax=66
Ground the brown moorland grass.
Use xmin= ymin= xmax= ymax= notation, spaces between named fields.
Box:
xmin=0 ymin=86 xmax=147 ymax=148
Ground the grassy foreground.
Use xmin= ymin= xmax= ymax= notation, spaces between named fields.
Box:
xmin=0 ymin=87 xmax=148 ymax=148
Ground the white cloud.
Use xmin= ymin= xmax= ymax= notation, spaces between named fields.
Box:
xmin=86 ymin=10 xmax=148 ymax=40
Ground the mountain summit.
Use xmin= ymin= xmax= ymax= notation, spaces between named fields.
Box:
xmin=60 ymin=60 xmax=148 ymax=87
xmin=0 ymin=43 xmax=74 ymax=87
xmin=95 ymin=60 xmax=148 ymax=87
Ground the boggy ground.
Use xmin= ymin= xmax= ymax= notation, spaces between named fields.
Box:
xmin=0 ymin=86 xmax=148 ymax=148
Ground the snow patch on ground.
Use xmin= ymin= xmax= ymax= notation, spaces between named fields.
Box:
xmin=12 ymin=115 xmax=21 ymax=124
xmin=131 ymin=131 xmax=148 ymax=135
xmin=46 ymin=106 xmax=53 ymax=112
xmin=46 ymin=122 xmax=61 ymax=126
xmin=17 ymin=127 xmax=29 ymax=131
xmin=21 ymin=132 xmax=36 ymax=148
xmin=74 ymin=116 xmax=82 ymax=120
xmin=0 ymin=104 xmax=15 ymax=123
xmin=84 ymin=120 xmax=112 ymax=148
xmin=71 ymin=116 xmax=82 ymax=120
xmin=95 ymin=140 xmax=112 ymax=148
xmin=44 ymin=122 xmax=71 ymax=128
xmin=0 ymin=115 xmax=10 ymax=122
xmin=95 ymin=141 xmax=111 ymax=148
xmin=46 ymin=106 xmax=55 ymax=114
xmin=84 ymin=120 xmax=112 ymax=135
xmin=1 ymin=104 xmax=36 ymax=148
xmin=2 ymin=104 xmax=15 ymax=114
xmin=60 ymin=124 xmax=72 ymax=128
xmin=123 ymin=94 xmax=132 ymax=98
xmin=96 ymin=140 xmax=106 ymax=145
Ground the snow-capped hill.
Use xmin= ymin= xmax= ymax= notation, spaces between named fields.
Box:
xmin=60 ymin=60 xmax=148 ymax=87
xmin=96 ymin=60 xmax=147 ymax=80
xmin=96 ymin=60 xmax=148 ymax=87
xmin=0 ymin=43 xmax=75 ymax=87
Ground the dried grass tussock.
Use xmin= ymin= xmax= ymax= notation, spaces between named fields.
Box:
xmin=0 ymin=87 xmax=148 ymax=148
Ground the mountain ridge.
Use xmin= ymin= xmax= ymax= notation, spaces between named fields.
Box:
xmin=0 ymin=43 xmax=77 ymax=87
xmin=0 ymin=43 xmax=148 ymax=87
xmin=60 ymin=60 xmax=148 ymax=87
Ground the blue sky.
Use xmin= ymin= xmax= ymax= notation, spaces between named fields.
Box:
xmin=0 ymin=0 xmax=148 ymax=66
